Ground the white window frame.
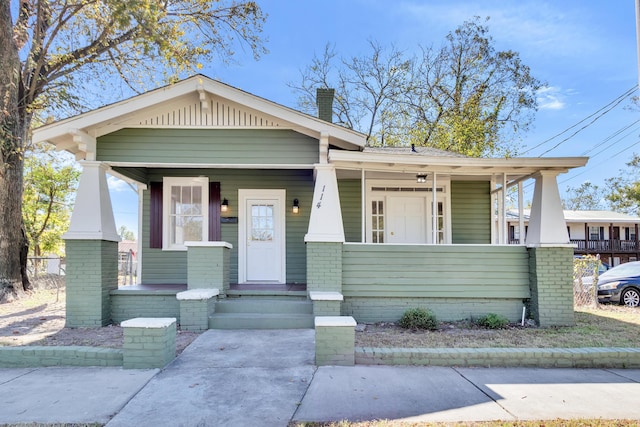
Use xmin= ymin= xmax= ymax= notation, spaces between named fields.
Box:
xmin=162 ymin=177 xmax=209 ymax=251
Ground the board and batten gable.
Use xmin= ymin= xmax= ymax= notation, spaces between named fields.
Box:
xmin=96 ymin=128 xmax=320 ymax=165
xmin=140 ymin=169 xmax=314 ymax=285
xmin=451 ymin=180 xmax=491 ymax=244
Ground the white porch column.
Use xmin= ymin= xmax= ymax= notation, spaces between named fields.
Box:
xmin=305 ymin=164 xmax=345 ymax=243
xmin=63 ymin=161 xmax=120 ymax=242
xmin=525 ymin=171 xmax=569 ymax=245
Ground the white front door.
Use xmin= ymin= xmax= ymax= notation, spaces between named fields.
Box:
xmin=239 ymin=190 xmax=286 ymax=283
xmin=387 ymin=196 xmax=427 ymax=243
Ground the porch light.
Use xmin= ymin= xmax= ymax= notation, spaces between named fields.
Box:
xmin=416 ymin=174 xmax=427 ymax=183
xmin=292 ymin=198 xmax=300 ymax=214
xmin=221 ymin=198 xmax=229 ymax=213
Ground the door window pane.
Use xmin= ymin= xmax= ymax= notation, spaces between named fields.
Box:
xmin=251 ymin=204 xmax=274 ymax=241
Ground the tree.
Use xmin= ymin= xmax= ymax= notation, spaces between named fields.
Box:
xmin=291 ymin=42 xmax=411 ymax=146
xmin=118 ymin=225 xmax=135 ymax=241
xmin=606 ymin=154 xmax=640 ymax=215
xmin=291 ymin=17 xmax=542 ymax=157
xmin=563 ymin=182 xmax=606 ymax=211
xmin=1 ymin=0 xmax=266 ymax=302
xmin=23 ymin=141 xmax=79 ymax=258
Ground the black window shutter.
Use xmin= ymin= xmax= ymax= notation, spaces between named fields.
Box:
xmin=209 ymin=182 xmax=221 ymax=241
xmin=149 ymin=182 xmax=163 ymax=248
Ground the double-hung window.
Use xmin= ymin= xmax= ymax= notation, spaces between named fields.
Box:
xmin=163 ymin=177 xmax=209 ymax=250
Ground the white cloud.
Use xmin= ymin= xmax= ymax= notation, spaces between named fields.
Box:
xmin=107 ymin=175 xmax=132 ymax=192
xmin=396 ymin=1 xmax=599 ymax=58
xmin=537 ymin=86 xmax=566 ymax=110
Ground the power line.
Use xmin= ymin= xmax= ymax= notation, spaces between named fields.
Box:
xmin=585 ymin=122 xmax=640 ymax=159
xmin=558 ymin=139 xmax=640 ymax=185
xmin=537 ymin=87 xmax=638 ymax=157
xmin=580 ymin=118 xmax=640 ymax=156
xmin=521 ymin=85 xmax=637 ymax=155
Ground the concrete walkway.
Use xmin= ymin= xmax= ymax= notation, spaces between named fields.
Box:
xmin=1 ymin=330 xmax=640 ymax=425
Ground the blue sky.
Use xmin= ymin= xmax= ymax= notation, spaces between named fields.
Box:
xmin=108 ymin=0 xmax=639 ymax=238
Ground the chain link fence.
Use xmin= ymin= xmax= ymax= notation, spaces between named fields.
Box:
xmin=573 ymin=255 xmax=604 ymax=307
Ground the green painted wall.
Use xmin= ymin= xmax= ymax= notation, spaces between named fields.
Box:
xmin=338 ymin=179 xmax=362 ymax=243
xmin=341 ymin=244 xmax=530 ymax=322
xmin=97 ymin=128 xmax=319 ymax=165
xmin=451 ymin=181 xmax=491 ymax=244
xmin=141 ymin=169 xmax=313 ymax=284
xmin=342 ymin=243 xmax=530 ymax=297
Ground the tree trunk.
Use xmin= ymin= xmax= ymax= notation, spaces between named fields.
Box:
xmin=0 ymin=2 xmax=30 ymax=302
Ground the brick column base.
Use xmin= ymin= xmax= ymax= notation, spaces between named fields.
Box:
xmin=65 ymin=239 xmax=118 ymax=327
xmin=528 ymin=245 xmax=574 ymax=327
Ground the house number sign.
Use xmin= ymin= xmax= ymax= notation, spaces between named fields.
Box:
xmin=316 ymin=185 xmax=326 ymax=209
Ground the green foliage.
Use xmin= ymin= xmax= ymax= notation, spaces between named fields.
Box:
xmin=563 ymin=182 xmax=606 ymax=210
xmin=476 ymin=313 xmax=509 ymax=329
xmin=22 ymin=142 xmax=79 ymax=256
xmin=398 ymin=307 xmax=437 ymax=330
xmin=606 ymin=153 xmax=640 ymax=216
xmin=118 ymin=225 xmax=135 ymax=241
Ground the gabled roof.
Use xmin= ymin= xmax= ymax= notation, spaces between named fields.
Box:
xmin=32 ymin=75 xmax=366 ymax=158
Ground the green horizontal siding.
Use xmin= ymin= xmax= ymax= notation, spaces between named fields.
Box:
xmin=140 ymin=169 xmax=313 ymax=285
xmin=342 ymin=243 xmax=530 ymax=298
xmin=97 ymin=128 xmax=319 ymax=165
xmin=451 ymin=181 xmax=491 ymax=244
xmin=339 ymin=179 xmax=362 ymax=243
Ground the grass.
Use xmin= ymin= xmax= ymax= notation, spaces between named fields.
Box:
xmin=355 ymin=305 xmax=640 ymax=349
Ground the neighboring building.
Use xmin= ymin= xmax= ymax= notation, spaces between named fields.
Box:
xmin=32 ymin=75 xmax=588 ymax=328
xmin=508 ymin=209 xmax=640 ymax=266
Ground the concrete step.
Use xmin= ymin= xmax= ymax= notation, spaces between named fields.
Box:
xmin=214 ymin=299 xmax=312 ymax=315
xmin=209 ymin=313 xmax=314 ymax=329
xmin=209 ymin=298 xmax=314 ymax=329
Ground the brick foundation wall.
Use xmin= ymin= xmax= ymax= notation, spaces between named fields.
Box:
xmin=342 ymin=297 xmax=525 ymax=323
xmin=110 ymin=291 xmax=180 ymax=324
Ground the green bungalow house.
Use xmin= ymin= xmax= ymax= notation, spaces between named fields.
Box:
xmin=32 ymin=75 xmax=587 ymax=329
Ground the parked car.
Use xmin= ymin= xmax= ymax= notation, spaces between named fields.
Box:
xmin=597 ymin=261 xmax=640 ymax=307
xmin=574 ymin=256 xmax=609 ymax=289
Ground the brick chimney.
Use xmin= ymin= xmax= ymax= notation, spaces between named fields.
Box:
xmin=316 ymin=88 xmax=335 ymax=123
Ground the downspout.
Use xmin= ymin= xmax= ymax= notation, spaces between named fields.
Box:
xmin=361 ymin=168 xmax=365 ymax=243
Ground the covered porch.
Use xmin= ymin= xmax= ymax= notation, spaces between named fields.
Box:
xmin=60 ymin=146 xmax=587 ymax=328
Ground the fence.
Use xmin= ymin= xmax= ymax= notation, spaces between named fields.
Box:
xmin=119 ymin=250 xmax=137 ymax=286
xmin=573 ymin=256 xmax=603 ymax=307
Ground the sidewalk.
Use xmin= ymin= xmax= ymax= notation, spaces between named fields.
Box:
xmin=1 ymin=330 xmax=640 ymax=425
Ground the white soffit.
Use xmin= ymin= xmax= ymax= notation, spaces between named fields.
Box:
xmin=328 ymin=149 xmax=588 ymax=175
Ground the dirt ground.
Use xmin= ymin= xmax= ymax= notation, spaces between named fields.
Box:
xmin=0 ymin=285 xmax=198 ymax=355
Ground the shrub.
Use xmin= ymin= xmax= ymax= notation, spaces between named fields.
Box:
xmin=399 ymin=307 xmax=437 ymax=330
xmin=476 ymin=313 xmax=509 ymax=329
